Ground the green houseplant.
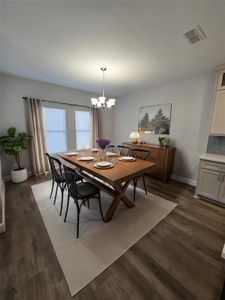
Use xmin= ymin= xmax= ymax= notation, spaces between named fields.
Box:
xmin=158 ymin=136 xmax=167 ymax=147
xmin=0 ymin=127 xmax=32 ymax=183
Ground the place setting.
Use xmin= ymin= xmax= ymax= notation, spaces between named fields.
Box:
xmin=77 ymin=156 xmax=97 ymax=163
xmin=106 ymin=151 xmax=119 ymax=157
xmin=118 ymin=156 xmax=136 ymax=162
xmin=93 ymin=161 xmax=114 ymax=169
xmin=64 ymin=151 xmax=79 ymax=156
xmin=78 ymin=156 xmax=95 ymax=161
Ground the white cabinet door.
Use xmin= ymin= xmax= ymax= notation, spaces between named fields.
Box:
xmin=197 ymin=169 xmax=221 ymax=200
xmin=210 ymin=90 xmax=225 ymax=135
xmin=218 ymin=174 xmax=225 ymax=203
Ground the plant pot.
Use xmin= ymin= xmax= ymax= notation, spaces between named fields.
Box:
xmin=11 ymin=168 xmax=28 ymax=183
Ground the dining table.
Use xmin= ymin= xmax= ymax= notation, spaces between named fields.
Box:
xmin=59 ymin=150 xmax=156 ymax=222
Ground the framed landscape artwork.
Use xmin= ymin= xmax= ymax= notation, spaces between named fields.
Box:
xmin=138 ymin=103 xmax=172 ymax=134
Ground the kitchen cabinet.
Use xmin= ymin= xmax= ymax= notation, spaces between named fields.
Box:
xmin=210 ymin=90 xmax=225 ymax=135
xmin=217 ymin=69 xmax=225 ymax=91
xmin=197 ymin=168 xmax=221 ymax=200
xmin=196 ymin=157 xmax=225 ymax=205
xmin=218 ymin=174 xmax=225 ymax=203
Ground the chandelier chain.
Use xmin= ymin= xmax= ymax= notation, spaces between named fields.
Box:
xmin=102 ymin=68 xmax=105 ymax=98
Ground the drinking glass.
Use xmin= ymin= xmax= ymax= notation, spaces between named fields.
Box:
xmin=110 ymin=157 xmax=117 ymax=166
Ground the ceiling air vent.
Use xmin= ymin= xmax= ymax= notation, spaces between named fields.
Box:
xmin=184 ymin=25 xmax=207 ymax=44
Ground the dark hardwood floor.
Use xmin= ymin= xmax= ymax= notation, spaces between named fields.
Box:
xmin=1 ymin=175 xmax=225 ymax=300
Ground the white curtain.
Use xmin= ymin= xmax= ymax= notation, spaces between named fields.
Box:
xmin=26 ymin=98 xmax=49 ymax=175
xmin=90 ymin=107 xmax=100 ymax=147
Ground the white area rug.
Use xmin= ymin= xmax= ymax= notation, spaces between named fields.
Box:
xmin=31 ymin=181 xmax=177 ymax=296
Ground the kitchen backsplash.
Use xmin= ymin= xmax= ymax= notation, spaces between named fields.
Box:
xmin=207 ymin=136 xmax=225 ymax=155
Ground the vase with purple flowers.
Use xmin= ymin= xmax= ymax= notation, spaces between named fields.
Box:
xmin=96 ymin=138 xmax=111 ymax=161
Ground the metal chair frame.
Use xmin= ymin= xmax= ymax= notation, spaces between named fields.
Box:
xmin=63 ymin=165 xmax=105 ymax=238
xmin=117 ymin=145 xmax=131 ymax=156
xmin=107 ymin=145 xmax=115 ymax=152
xmin=129 ymin=148 xmax=151 ymax=202
xmin=45 ymin=153 xmax=67 ymax=215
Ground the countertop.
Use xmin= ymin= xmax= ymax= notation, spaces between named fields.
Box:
xmin=199 ymin=153 xmax=225 ymax=163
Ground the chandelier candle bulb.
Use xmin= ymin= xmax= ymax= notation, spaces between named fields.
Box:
xmin=108 ymin=99 xmax=116 ymax=105
xmin=98 ymin=96 xmax=106 ymax=104
xmin=91 ymin=98 xmax=98 ymax=105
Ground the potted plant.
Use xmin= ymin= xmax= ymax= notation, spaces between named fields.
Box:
xmin=96 ymin=138 xmax=111 ymax=161
xmin=158 ymin=136 xmax=167 ymax=147
xmin=0 ymin=127 xmax=32 ymax=183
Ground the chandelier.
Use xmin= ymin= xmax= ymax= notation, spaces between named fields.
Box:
xmin=90 ymin=67 xmax=116 ymax=109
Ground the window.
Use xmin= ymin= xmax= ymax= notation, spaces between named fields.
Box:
xmin=75 ymin=111 xmax=90 ymax=150
xmin=42 ymin=104 xmax=90 ymax=153
xmin=43 ymin=107 xmax=67 ymax=153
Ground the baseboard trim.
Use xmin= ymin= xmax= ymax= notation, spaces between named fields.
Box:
xmin=171 ymin=174 xmax=197 ymax=187
xmin=3 ymin=175 xmax=11 ymax=182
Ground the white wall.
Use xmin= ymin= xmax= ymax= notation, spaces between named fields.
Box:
xmin=1 ymin=72 xmax=216 ymax=183
xmin=1 ymin=74 xmax=113 ymax=177
xmin=114 ymin=73 xmax=216 ymax=184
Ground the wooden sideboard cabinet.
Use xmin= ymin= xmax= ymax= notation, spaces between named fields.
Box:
xmin=123 ymin=142 xmax=175 ymax=182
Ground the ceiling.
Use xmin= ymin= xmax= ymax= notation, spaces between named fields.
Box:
xmin=1 ymin=0 xmax=225 ymax=97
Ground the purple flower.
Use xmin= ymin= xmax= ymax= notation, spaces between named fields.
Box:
xmin=96 ymin=138 xmax=111 ymax=149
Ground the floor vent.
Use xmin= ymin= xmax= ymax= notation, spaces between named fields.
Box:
xmin=184 ymin=25 xmax=207 ymax=44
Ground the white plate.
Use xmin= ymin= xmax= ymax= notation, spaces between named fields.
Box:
xmin=106 ymin=152 xmax=118 ymax=157
xmin=65 ymin=152 xmax=78 ymax=156
xmin=96 ymin=161 xmax=111 ymax=167
xmin=79 ymin=156 xmax=95 ymax=161
xmin=94 ymin=162 xmax=113 ymax=169
xmin=91 ymin=148 xmax=99 ymax=152
xmin=119 ymin=156 xmax=136 ymax=161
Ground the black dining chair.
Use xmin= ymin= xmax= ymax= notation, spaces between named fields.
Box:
xmin=129 ymin=148 xmax=151 ymax=202
xmin=107 ymin=145 xmax=115 ymax=152
xmin=45 ymin=154 xmax=66 ymax=215
xmin=117 ymin=145 xmax=131 ymax=156
xmin=63 ymin=165 xmax=105 ymax=238
xmin=45 ymin=153 xmax=82 ymax=216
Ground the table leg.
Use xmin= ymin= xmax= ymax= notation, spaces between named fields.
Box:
xmin=119 ymin=181 xmax=134 ymax=207
xmin=121 ymin=194 xmax=134 ymax=208
xmin=104 ymin=181 xmax=134 ymax=222
xmin=104 ymin=194 xmax=122 ymax=222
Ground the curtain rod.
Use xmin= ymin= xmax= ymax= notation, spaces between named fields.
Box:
xmin=22 ymin=97 xmax=90 ymax=109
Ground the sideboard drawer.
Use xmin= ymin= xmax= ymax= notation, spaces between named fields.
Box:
xmin=200 ymin=160 xmax=225 ymax=172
